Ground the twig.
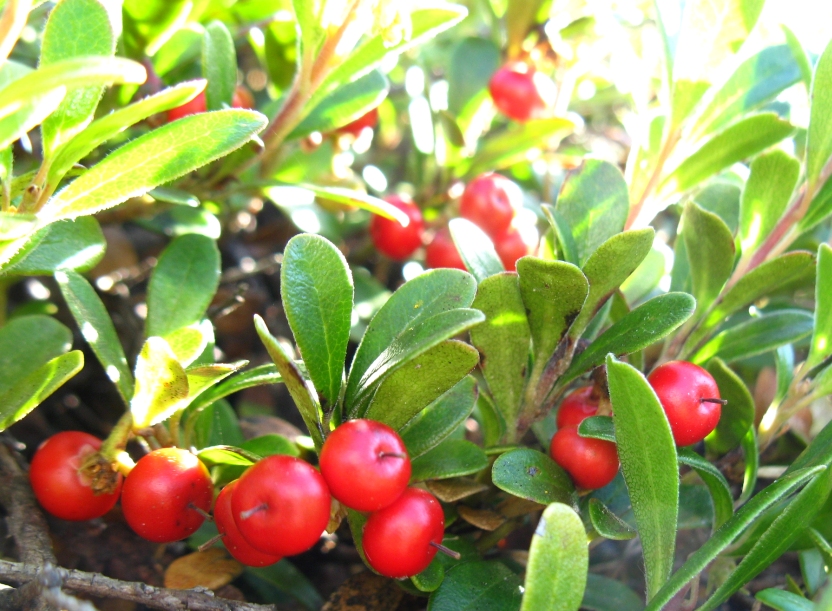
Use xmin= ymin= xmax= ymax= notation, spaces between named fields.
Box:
xmin=0 ymin=560 xmax=278 ymax=611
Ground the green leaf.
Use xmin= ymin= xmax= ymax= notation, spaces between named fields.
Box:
xmin=521 ymin=503 xmax=588 ymax=611
xmin=469 ymin=273 xmax=530 ymax=427
xmin=755 ymin=589 xmax=813 ymax=611
xmin=183 ymin=362 xmax=246 ymax=409
xmin=242 ymin=434 xmax=299 ymax=459
xmin=39 ymin=0 xmax=116 ymax=157
xmin=739 ymin=427 xmax=759 ymax=504
xmin=0 ymin=217 xmax=105 ymax=276
xmin=48 ymin=81 xmax=206 ymax=185
xmin=448 ymin=218 xmax=504 ymax=283
xmin=254 ymin=315 xmax=323 ymax=449
xmin=399 ymin=377 xmax=478 ymax=459
xmin=344 ymin=269 xmax=477 ymax=410
xmin=695 ymin=182 xmax=741 ymax=232
xmin=682 ymin=201 xmax=735 ymax=323
xmin=265 ymin=184 xmax=411 ymax=227
xmin=0 ymin=213 xmax=36 ymax=241
xmin=130 ymin=337 xmax=189 ymax=428
xmin=412 ymin=559 xmax=445 ymax=593
xmin=202 ymin=21 xmax=236 ymax=111
xmin=578 ymin=416 xmax=615 ymax=442
xmin=247 ymin=560 xmax=324 ymax=611
xmin=739 ymin=150 xmax=800 ymax=256
xmin=570 ymin=228 xmax=655 ymax=339
xmin=782 ymin=26 xmax=813 ymax=92
xmin=0 ymin=315 xmax=73 ymax=398
xmin=606 ymin=355 xmax=678 ymax=600
xmin=290 ymin=70 xmax=389 ymax=139
xmin=460 ymin=118 xmax=574 ymax=179
xmin=364 ymin=340 xmax=479 ymax=429
xmin=643 ymin=466 xmax=825 ymax=611
xmin=516 ymin=257 xmax=588 ymax=367
xmin=189 ymin=364 xmax=283 ymax=413
xmin=663 ymin=114 xmax=794 ymax=194
xmin=0 ymin=89 xmax=65 ymax=153
xmin=410 ymin=438 xmax=488 ymax=481
xmin=292 ymin=0 xmax=324 ymax=65
xmin=448 ymin=37 xmax=500 ymax=115
xmin=541 ymin=204 xmax=580 ymax=267
xmin=56 ymin=270 xmax=133 ymax=403
xmin=705 ymin=358 xmax=755 ymax=454
xmin=428 ymin=561 xmax=522 ymax=611
xmin=39 ymin=109 xmax=267 ymax=222
xmin=562 ymin=293 xmax=696 ymax=385
xmin=588 ymin=498 xmax=637 ymax=540
xmin=807 ymin=244 xmax=832 ymax=371
xmin=123 ymin=0 xmax=191 ymax=57
xmin=692 ymin=310 xmax=814 ymax=364
xmin=190 ymin=398 xmax=245 ymax=449
xmin=580 ymin=574 xmax=644 ymax=611
xmin=554 ymin=160 xmax=630 ymax=265
xmin=196 ymin=445 xmax=259 ymax=467
xmin=281 ymin=234 xmax=353 ymax=410
xmin=0 ymin=351 xmax=83 ymax=432
xmin=798 ymin=169 xmax=832 ymax=233
xmin=807 ymin=39 xmax=832 ymax=194
xmin=491 ymin=448 xmax=577 ymax=507
xmin=678 ymin=448 xmax=733 ymax=530
xmin=163 ymin=320 xmax=212 ymax=367
xmin=145 ymin=234 xmax=220 ymax=339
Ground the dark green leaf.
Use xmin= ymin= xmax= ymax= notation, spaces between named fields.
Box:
xmin=606 ymin=355 xmax=678 ymax=599
xmin=491 ymin=448 xmax=577 ymax=507
xmin=694 ymin=182 xmax=741 ymax=233
xmin=798 ymin=168 xmax=832 ymax=233
xmin=448 ymin=37 xmax=500 ymax=115
xmin=202 ymin=21 xmax=236 ymax=111
xmin=705 ymin=358 xmax=755 ymax=454
xmin=0 ymin=314 xmax=73 ymax=399
xmin=588 ymin=498 xmax=637 ymax=540
xmin=578 ymin=416 xmax=615 ymax=442
xmin=428 ymin=561 xmax=522 ymax=611
xmin=678 ymin=448 xmax=733 ymax=530
xmin=413 ymin=560 xmax=445 ymax=592
xmin=755 ymin=589 xmax=813 ymax=611
xmin=137 ymin=206 xmax=221 ymax=239
xmin=739 ymin=427 xmax=759 ymax=504
xmin=477 ymin=392 xmax=507 ymax=448
xmin=247 ymin=560 xmax=323 ymax=611
xmin=190 ymin=399 xmax=245 ymax=449
xmin=242 ymin=434 xmax=299 ymax=459
xmin=541 ymin=204 xmax=579 ymax=266
xmin=281 ymin=234 xmax=353 ymax=410
xmin=807 ymin=244 xmax=832 ymax=371
xmin=146 ymin=234 xmax=220 ymax=339
xmin=521 ymin=503 xmax=588 ymax=611
xmin=130 ymin=337 xmax=189 ymax=428
xmin=449 ymin=218 xmax=504 ymax=283
xmin=410 ymin=438 xmax=488 ymax=481
xmin=562 ymin=293 xmax=695 ymax=385
xmin=0 ymin=217 xmax=105 ymax=276
xmin=580 ymin=574 xmax=644 ymax=611
xmin=807 ymin=39 xmax=832 ymax=194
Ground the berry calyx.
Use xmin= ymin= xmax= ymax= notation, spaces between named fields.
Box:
xmin=29 ymin=431 xmax=123 ymax=521
xmin=335 ymin=107 xmax=379 ymax=137
xmin=214 ymin=480 xmax=282 ymax=567
xmin=550 ymin=426 xmax=619 ymax=490
xmin=166 ymin=91 xmax=207 ymax=122
xmin=425 ymin=227 xmax=466 ymax=270
xmin=492 ymin=226 xmax=531 ymax=272
xmin=369 ymin=194 xmax=424 ymax=261
xmin=362 ymin=487 xmax=444 ymax=578
xmin=489 ymin=63 xmax=556 ymax=122
xmin=648 ymin=361 xmax=723 ymax=447
xmin=121 ymin=447 xmax=213 ymax=543
xmin=231 ymin=455 xmax=331 ymax=557
xmin=557 ymin=386 xmax=599 ymax=429
xmin=459 ymin=173 xmax=523 ymax=238
xmin=319 ymin=419 xmax=411 ymax=512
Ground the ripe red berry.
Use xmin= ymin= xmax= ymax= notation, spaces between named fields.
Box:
xmin=121 ymin=448 xmax=213 ymax=543
xmin=459 ymin=173 xmax=522 ymax=237
xmin=648 ymin=361 xmax=723 ymax=447
xmin=489 ymin=63 xmax=556 ymax=122
xmin=231 ymin=455 xmax=331 ymax=557
xmin=550 ymin=426 xmax=619 ymax=490
xmin=425 ymin=227 xmax=466 ymax=270
xmin=492 ymin=226 xmax=531 ymax=272
xmin=335 ymin=107 xmax=379 ymax=137
xmin=214 ymin=480 xmax=281 ymax=567
xmin=369 ymin=194 xmax=424 ymax=261
xmin=319 ymin=419 xmax=411 ymax=512
xmin=557 ymin=386 xmax=599 ymax=429
xmin=166 ymin=91 xmax=207 ymax=122
xmin=362 ymin=487 xmax=444 ymax=578
xmin=231 ymin=85 xmax=254 ymax=109
xmin=29 ymin=431 xmax=122 ymax=521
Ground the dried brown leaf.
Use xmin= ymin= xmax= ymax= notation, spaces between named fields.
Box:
xmin=163 ymin=548 xmax=243 ymax=591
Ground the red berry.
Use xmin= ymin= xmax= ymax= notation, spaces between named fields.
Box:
xmin=459 ymin=173 xmax=522 ymax=237
xmin=425 ymin=227 xmax=466 ymax=270
xmin=319 ymin=419 xmax=411 ymax=512
xmin=369 ymin=194 xmax=424 ymax=261
xmin=121 ymin=448 xmax=213 ymax=543
xmin=335 ymin=107 xmax=379 ymax=137
xmin=492 ymin=226 xmax=532 ymax=272
xmin=489 ymin=63 xmax=556 ymax=122
xmin=231 ymin=455 xmax=331 ymax=557
xmin=166 ymin=91 xmax=207 ymax=122
xmin=214 ymin=480 xmax=281 ymax=567
xmin=231 ymin=85 xmax=254 ymax=109
xmin=647 ymin=361 xmax=722 ymax=447
xmin=557 ymin=386 xmax=599 ymax=429
xmin=29 ymin=431 xmax=122 ymax=521
xmin=550 ymin=426 xmax=619 ymax=490
xmin=362 ymin=488 xmax=444 ymax=578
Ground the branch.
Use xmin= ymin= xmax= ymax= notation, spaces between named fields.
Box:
xmin=0 ymin=560 xmax=278 ymax=611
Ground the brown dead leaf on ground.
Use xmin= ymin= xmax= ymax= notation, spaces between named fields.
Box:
xmin=163 ymin=548 xmax=243 ymax=590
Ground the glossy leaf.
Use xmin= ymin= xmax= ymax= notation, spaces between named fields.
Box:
xmin=0 ymin=351 xmax=83 ymax=432
xmin=562 ymin=293 xmax=695 ymax=385
xmin=39 ymin=109 xmax=267 ymax=222
xmin=0 ymin=88 xmax=65 ymax=153
xmin=242 ymin=435 xmax=299 ymax=459
xmin=281 ymin=234 xmax=353 ymax=410
xmin=705 ymin=358 xmax=755 ymax=454
xmin=163 ymin=320 xmax=212 ymax=367
xmin=470 ymin=273 xmax=530 ymax=426
xmin=739 ymin=427 xmax=759 ymax=504
xmin=364 ymin=340 xmax=479 ymax=428
xmin=266 ymin=184 xmax=410 ymax=226
xmin=541 ymin=204 xmax=580 ymax=266
xmin=189 ymin=364 xmax=283 ymax=413
xmin=428 ymin=561 xmax=522 ymax=611
xmin=247 ymin=560 xmax=323 ymax=611
xmin=130 ymin=337 xmax=189 ymax=429
xmin=56 ymin=270 xmax=133 ymax=403
xmin=202 ymin=21 xmax=236 ymax=111
xmin=145 ymin=234 xmax=220 ymax=340
xmin=755 ymin=589 xmax=812 ymax=611
xmin=491 ymin=448 xmax=577 ymax=507
xmin=807 ymin=39 xmax=832 ymax=194
xmin=554 ymin=160 xmax=630 ymax=265
xmin=588 ymin=498 xmax=637 ymax=540
xmin=400 ymin=377 xmax=478 ymax=459
xmin=449 ymin=218 xmax=504 ymax=283
xmin=678 ymin=448 xmax=733 ymax=530
xmin=606 ymin=355 xmax=678 ymax=600
xmin=0 ymin=217 xmax=105 ymax=276
xmin=410 ymin=438 xmax=488 ymax=482
xmin=521 ymin=503 xmax=588 ymax=611
xmin=578 ymin=416 xmax=615 ymax=443
xmin=806 ymin=244 xmax=832 ymax=371
xmin=413 ymin=560 xmax=445 ymax=593
xmin=0 ymin=315 xmax=73 ymax=398
xmin=190 ymin=399 xmax=244 ymax=449
xmin=0 ymin=213 xmax=36 ymax=241
xmin=580 ymin=574 xmax=644 ymax=611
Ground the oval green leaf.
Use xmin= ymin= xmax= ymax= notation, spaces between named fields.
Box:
xmin=410 ymin=438 xmax=489 ymax=482
xmin=491 ymin=448 xmax=577 ymax=507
